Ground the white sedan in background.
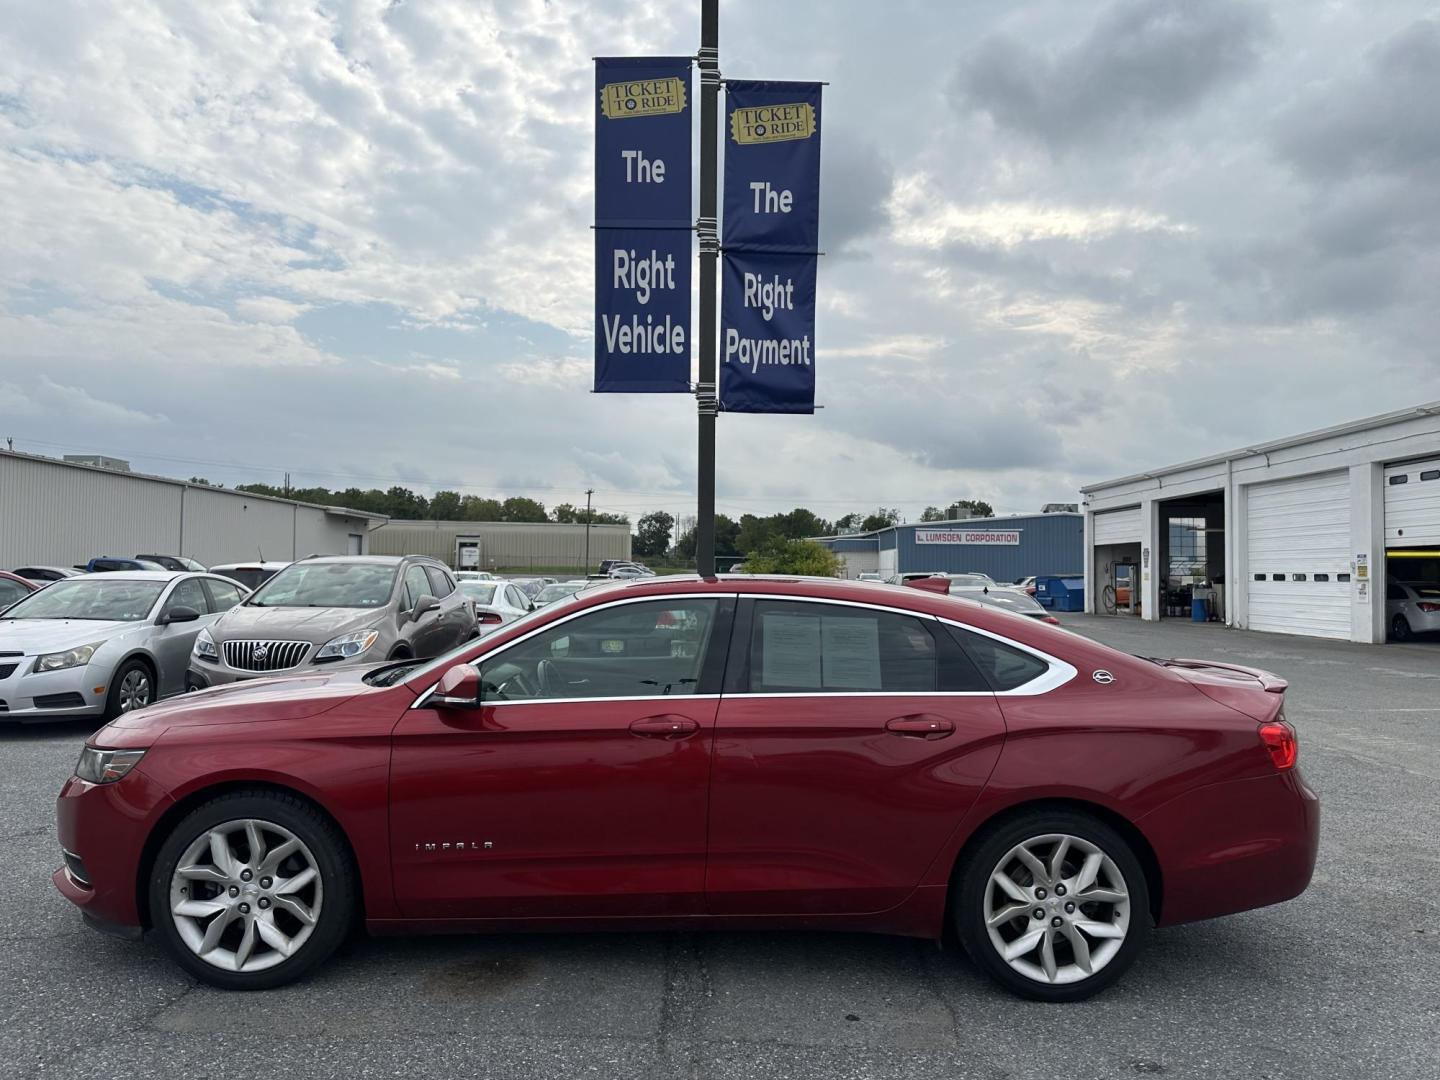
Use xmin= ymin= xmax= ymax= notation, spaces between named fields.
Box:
xmin=458 ymin=579 xmax=533 ymax=633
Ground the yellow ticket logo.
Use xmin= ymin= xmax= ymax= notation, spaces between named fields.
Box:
xmin=731 ymin=103 xmax=815 ymax=144
xmin=600 ymin=78 xmax=687 ymax=119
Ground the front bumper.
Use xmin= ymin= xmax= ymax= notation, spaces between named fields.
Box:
xmin=54 ymin=769 xmax=175 ymax=930
xmin=0 ymin=658 xmax=110 ymax=721
xmin=1139 ymin=769 xmax=1320 ymax=927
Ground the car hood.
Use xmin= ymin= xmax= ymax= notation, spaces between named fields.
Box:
xmin=102 ymin=666 xmax=382 ymax=740
xmin=213 ymin=604 xmax=383 ymax=642
xmin=0 ymin=619 xmax=135 ymax=654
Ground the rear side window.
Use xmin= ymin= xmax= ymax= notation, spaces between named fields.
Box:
xmin=424 ymin=565 xmax=455 ymax=598
xmin=745 ymin=600 xmax=936 ymax=693
xmin=947 ymin=626 xmax=1049 ymax=692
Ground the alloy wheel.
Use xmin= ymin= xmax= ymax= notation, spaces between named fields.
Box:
xmin=118 ymin=669 xmax=151 ymax=712
xmin=168 ymin=818 xmax=324 ymax=973
xmin=983 ymin=832 xmax=1131 ymax=986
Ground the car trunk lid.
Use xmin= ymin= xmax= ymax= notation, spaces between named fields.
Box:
xmin=1146 ymin=657 xmax=1287 ymax=721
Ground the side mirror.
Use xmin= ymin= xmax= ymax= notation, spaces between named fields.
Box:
xmin=412 ymin=594 xmax=440 ymax=622
xmin=161 ymin=606 xmax=201 ymax=625
xmin=432 ymin=663 xmax=482 ymax=710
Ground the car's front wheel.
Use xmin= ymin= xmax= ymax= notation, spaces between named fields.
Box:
xmin=954 ymin=810 xmax=1150 ymax=1002
xmin=148 ymin=790 xmax=355 ymax=989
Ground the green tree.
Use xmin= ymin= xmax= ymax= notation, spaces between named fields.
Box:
xmin=382 ymin=486 xmax=429 ymax=519
xmin=458 ymin=495 xmax=504 ymax=521
xmin=743 ymin=538 xmax=842 ymax=576
xmin=832 ymin=512 xmax=863 ymax=532
xmin=919 ymin=506 xmax=946 ymax=522
xmin=861 ymin=507 xmax=901 ymax=532
xmin=500 ymin=496 xmax=547 ymax=523
xmin=429 ymin=490 xmax=463 ymax=520
xmin=634 ymin=511 xmax=675 ymax=559
xmin=674 ymin=514 xmax=739 ymax=562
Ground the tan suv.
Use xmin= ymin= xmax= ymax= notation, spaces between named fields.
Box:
xmin=187 ymin=555 xmax=476 ymax=687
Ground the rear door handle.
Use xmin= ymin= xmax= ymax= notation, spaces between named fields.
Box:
xmin=885 ymin=714 xmax=955 ymax=739
xmin=629 ymin=715 xmax=699 ymax=740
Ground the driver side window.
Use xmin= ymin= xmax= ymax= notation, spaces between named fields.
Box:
xmin=481 ymin=599 xmax=719 ymax=702
xmin=162 ymin=578 xmax=207 ymax=619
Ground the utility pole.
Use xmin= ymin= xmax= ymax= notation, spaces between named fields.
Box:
xmin=694 ymin=0 xmax=719 ymax=577
xmin=584 ymin=488 xmax=594 ymax=574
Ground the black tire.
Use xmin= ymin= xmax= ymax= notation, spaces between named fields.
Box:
xmin=953 ymin=809 xmax=1150 ymax=1002
xmin=104 ymin=658 xmax=155 ymax=721
xmin=147 ymin=790 xmax=356 ymax=990
xmin=1391 ymin=615 xmax=1412 ymax=642
xmin=388 ymin=646 xmax=412 ymax=661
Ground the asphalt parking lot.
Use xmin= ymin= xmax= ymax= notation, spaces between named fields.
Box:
xmin=2 ymin=614 xmax=1437 ymax=1080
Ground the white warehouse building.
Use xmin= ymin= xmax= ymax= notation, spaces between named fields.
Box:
xmin=1081 ymin=402 xmax=1440 ymax=644
xmin=0 ymin=450 xmax=387 ymax=569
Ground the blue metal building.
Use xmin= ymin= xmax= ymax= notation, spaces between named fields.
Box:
xmin=812 ymin=513 xmax=1083 ymax=582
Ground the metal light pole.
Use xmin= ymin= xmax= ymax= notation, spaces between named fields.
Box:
xmin=694 ymin=0 xmax=719 ymax=577
xmin=584 ymin=487 xmax=594 ymax=573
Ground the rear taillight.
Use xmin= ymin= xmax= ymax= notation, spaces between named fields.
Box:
xmin=1258 ymin=719 xmax=1298 ymax=770
xmin=1417 ymin=602 xmax=1440 ymax=613
xmin=478 ymin=612 xmax=503 ymax=624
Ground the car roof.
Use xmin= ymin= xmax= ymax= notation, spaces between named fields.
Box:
xmin=67 ymin=570 xmax=188 ymax=582
xmin=209 ymin=561 xmax=292 ymax=570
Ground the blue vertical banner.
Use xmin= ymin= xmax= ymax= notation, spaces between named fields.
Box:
xmin=594 ymin=57 xmax=693 ymax=393
xmin=719 ymin=81 xmax=822 ymax=414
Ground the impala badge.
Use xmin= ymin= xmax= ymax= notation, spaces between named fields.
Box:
xmin=414 ymin=840 xmax=493 ymax=854
xmin=1092 ymin=670 xmax=1115 ymax=685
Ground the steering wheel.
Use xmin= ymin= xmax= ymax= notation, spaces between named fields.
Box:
xmin=485 ymin=662 xmax=536 ymax=700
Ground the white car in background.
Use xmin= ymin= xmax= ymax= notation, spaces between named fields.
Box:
xmin=458 ymin=579 xmax=534 ymax=633
xmin=1387 ymin=580 xmax=1440 ymax=640
xmin=455 ymin=570 xmax=495 ymax=582
xmin=532 ymin=580 xmax=587 ymax=607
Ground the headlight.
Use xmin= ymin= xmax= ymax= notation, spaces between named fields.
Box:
xmin=75 ymin=746 xmax=147 ymax=785
xmin=35 ymin=642 xmax=103 ymax=673
xmin=314 ymin=629 xmax=380 ymax=661
xmin=193 ymin=628 xmax=218 ymax=661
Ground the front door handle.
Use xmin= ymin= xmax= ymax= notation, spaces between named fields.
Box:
xmin=885 ymin=714 xmax=955 ymax=739
xmin=629 ymin=715 xmax=699 ymax=740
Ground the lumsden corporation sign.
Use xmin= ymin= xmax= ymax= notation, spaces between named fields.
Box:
xmin=914 ymin=529 xmax=1022 ymax=546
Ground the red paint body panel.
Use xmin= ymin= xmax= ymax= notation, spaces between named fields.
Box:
xmin=705 ymin=694 xmax=1005 ymax=915
xmin=389 ymin=697 xmax=718 ymax=918
xmin=50 ymin=576 xmax=1319 ymax=947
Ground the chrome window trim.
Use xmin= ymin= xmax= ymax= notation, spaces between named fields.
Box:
xmin=411 ymin=590 xmax=1076 ymax=708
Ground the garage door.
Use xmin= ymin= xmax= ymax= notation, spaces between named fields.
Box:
xmin=1385 ymin=458 xmax=1440 ymax=546
xmin=1093 ymin=507 xmax=1141 ymax=545
xmin=1246 ymin=471 xmax=1351 ymax=639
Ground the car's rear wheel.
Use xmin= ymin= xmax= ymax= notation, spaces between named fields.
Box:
xmin=148 ymin=791 xmax=355 ymax=989
xmin=104 ymin=659 xmax=153 ymax=720
xmin=954 ymin=810 xmax=1149 ymax=1002
xmin=1391 ymin=614 xmax=1412 ymax=642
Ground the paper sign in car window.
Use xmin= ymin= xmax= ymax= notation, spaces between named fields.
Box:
xmin=821 ymin=616 xmax=882 ymax=689
xmin=760 ymin=613 xmax=822 ymax=687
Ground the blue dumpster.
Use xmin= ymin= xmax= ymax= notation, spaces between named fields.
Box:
xmin=1037 ymin=576 xmax=1085 ymax=612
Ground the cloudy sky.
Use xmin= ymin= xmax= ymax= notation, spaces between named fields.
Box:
xmin=2 ymin=0 xmax=1437 ymax=526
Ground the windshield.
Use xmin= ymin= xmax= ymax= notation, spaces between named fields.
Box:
xmin=459 ymin=582 xmax=498 ymax=604
xmin=246 ymin=562 xmax=398 ymax=609
xmin=948 ymin=574 xmax=994 ymax=587
xmin=535 ymin=583 xmax=582 ymax=603
xmin=0 ymin=577 xmax=165 ymax=621
xmin=509 ymin=579 xmax=543 ymax=598
xmin=973 ymin=590 xmax=1045 ymax=614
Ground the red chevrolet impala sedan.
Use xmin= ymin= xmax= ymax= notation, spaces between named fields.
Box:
xmin=54 ymin=575 xmax=1318 ymax=1001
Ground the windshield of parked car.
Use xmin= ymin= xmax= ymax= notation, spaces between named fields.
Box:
xmin=947 ymin=574 xmax=992 ymax=587
xmin=245 ymin=562 xmax=398 ymax=608
xmin=459 ymin=582 xmax=498 ymax=604
xmin=0 ymin=577 xmax=166 ymax=621
xmin=508 ymin=578 xmax=543 ymax=598
xmin=971 ymin=590 xmax=1045 ymax=615
xmin=535 ymin=583 xmax=583 ymax=603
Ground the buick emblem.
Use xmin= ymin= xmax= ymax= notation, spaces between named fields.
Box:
xmin=253 ymin=644 xmax=269 ymax=662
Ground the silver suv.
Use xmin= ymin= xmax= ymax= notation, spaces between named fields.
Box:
xmin=187 ymin=555 xmax=476 ymax=687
